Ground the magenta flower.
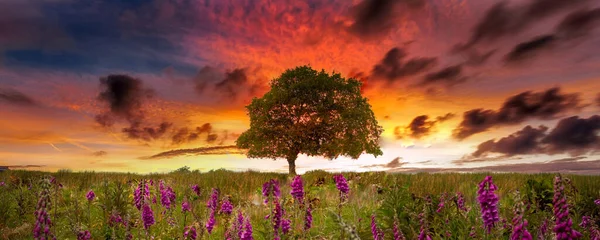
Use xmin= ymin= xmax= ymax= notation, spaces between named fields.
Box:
xmin=477 ymin=176 xmax=499 ymax=233
xmin=207 ymin=188 xmax=219 ymax=211
xmin=418 ymin=228 xmax=432 ymax=240
xmin=262 ymin=179 xmax=281 ymax=204
xmin=133 ymin=180 xmax=150 ymax=210
xmin=191 ymin=184 xmax=201 ymax=196
xmin=221 ymin=198 xmax=233 ymax=215
xmin=371 ymin=215 xmax=384 ymax=240
xmin=333 ymin=174 xmax=349 ymax=195
xmin=553 ymin=175 xmax=582 ymax=239
xmin=272 ymin=200 xmax=283 ymax=238
xmin=86 ymin=190 xmax=95 ymax=202
xmin=182 ymin=201 xmax=191 ymax=212
xmin=456 ymin=192 xmax=468 ymax=212
xmin=242 ymin=218 xmax=253 ymax=240
xmin=0 ymin=181 xmax=5 ymax=187
xmin=511 ymin=217 xmax=533 ymax=240
xmin=304 ymin=206 xmax=313 ymax=231
xmin=142 ymin=204 xmax=155 ymax=230
xmin=159 ymin=181 xmax=176 ymax=210
xmin=109 ymin=212 xmax=123 ymax=226
xmin=206 ymin=211 xmax=216 ymax=234
xmin=393 ymin=219 xmax=405 ymax=240
xmin=282 ymin=219 xmax=291 ymax=234
xmin=580 ymin=216 xmax=600 ymax=240
xmin=184 ymin=226 xmax=197 ymax=240
xmin=77 ymin=230 xmax=91 ymax=240
xmin=290 ymin=175 xmax=305 ymax=204
xmin=33 ymin=178 xmax=54 ymax=240
xmin=595 ymin=199 xmax=600 ymax=205
xmin=237 ymin=211 xmax=245 ymax=238
xmin=539 ymin=219 xmax=549 ymax=239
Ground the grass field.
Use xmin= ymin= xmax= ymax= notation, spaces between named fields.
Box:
xmin=1 ymin=169 xmax=599 ymax=239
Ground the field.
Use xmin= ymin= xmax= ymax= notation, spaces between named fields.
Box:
xmin=1 ymin=169 xmax=600 ymax=239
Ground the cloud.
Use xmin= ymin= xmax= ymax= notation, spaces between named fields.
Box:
xmin=504 ymin=35 xmax=557 ymax=63
xmin=555 ymin=8 xmax=600 ymax=39
xmin=139 ymin=145 xmax=244 ymax=160
xmin=372 ymin=47 xmax=438 ymax=82
xmin=457 ymin=0 xmax=589 ymax=50
xmin=122 ymin=121 xmax=172 ymax=142
xmin=363 ymin=157 xmax=405 ymax=169
xmin=91 ymin=151 xmax=108 ymax=157
xmin=0 ymin=88 xmax=37 ymax=106
xmin=597 ymin=93 xmax=600 ymax=107
xmin=348 ymin=0 xmax=425 ymax=39
xmin=194 ymin=67 xmax=268 ymax=103
xmin=95 ymin=74 xmax=154 ymax=126
xmin=171 ymin=123 xmax=213 ymax=145
xmin=469 ymin=115 xmax=600 ymax=157
xmin=421 ymin=65 xmax=466 ymax=87
xmin=395 ymin=113 xmax=455 ymax=139
xmin=453 ymin=87 xmax=583 ymax=139
xmin=390 ymin=159 xmax=600 ymax=174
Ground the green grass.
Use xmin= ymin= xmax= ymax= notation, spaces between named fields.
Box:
xmin=1 ymin=169 xmax=599 ymax=239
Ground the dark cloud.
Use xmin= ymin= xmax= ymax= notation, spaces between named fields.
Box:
xmin=504 ymin=35 xmax=557 ymax=63
xmin=215 ymin=69 xmax=261 ymax=100
xmin=171 ymin=123 xmax=213 ymax=145
xmin=194 ymin=66 xmax=222 ymax=94
xmin=463 ymin=49 xmax=496 ymax=67
xmin=421 ymin=65 xmax=466 ymax=87
xmin=596 ymin=93 xmax=600 ymax=107
xmin=0 ymin=88 xmax=37 ymax=106
xmin=207 ymin=133 xmax=218 ymax=143
xmin=348 ymin=0 xmax=425 ymax=39
xmin=453 ymin=87 xmax=583 ymax=139
xmin=472 ymin=125 xmax=548 ymax=157
xmin=389 ymin=159 xmax=600 ymax=174
xmin=541 ymin=115 xmax=600 ymax=155
xmin=372 ymin=48 xmax=437 ymax=82
xmin=555 ymin=8 xmax=600 ymax=39
xmin=91 ymin=151 xmax=108 ymax=157
xmin=122 ymin=121 xmax=172 ymax=142
xmin=139 ymin=145 xmax=243 ymax=160
xmin=194 ymin=67 xmax=266 ymax=102
xmin=395 ymin=113 xmax=455 ymax=139
xmin=458 ymin=0 xmax=589 ymax=50
xmin=469 ymin=115 xmax=600 ymax=158
xmin=96 ymin=74 xmax=153 ymax=126
xmin=363 ymin=157 xmax=405 ymax=169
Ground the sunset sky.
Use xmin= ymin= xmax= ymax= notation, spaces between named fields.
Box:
xmin=1 ymin=0 xmax=600 ymax=174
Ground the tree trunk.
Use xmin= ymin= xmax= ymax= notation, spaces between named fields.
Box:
xmin=287 ymin=155 xmax=298 ymax=175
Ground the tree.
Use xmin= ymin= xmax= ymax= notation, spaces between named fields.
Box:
xmin=236 ymin=66 xmax=383 ymax=175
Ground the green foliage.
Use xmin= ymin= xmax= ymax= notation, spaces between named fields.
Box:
xmin=236 ymin=66 xmax=383 ymax=169
xmin=524 ymin=178 xmax=554 ymax=211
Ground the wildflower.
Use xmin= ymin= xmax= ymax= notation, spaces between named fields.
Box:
xmin=184 ymin=226 xmax=197 ymax=240
xmin=580 ymin=216 xmax=600 ymax=240
xmin=142 ymin=204 xmax=155 ymax=230
xmin=455 ymin=192 xmax=468 ymax=212
xmin=206 ymin=211 xmax=216 ymax=234
xmin=191 ymin=184 xmax=201 ymax=196
xmin=595 ymin=199 xmax=600 ymax=205
xmin=393 ymin=218 xmax=404 ymax=240
xmin=553 ymin=175 xmax=582 ymax=239
xmin=477 ymin=176 xmax=499 ymax=233
xmin=182 ymin=201 xmax=191 ymax=212
xmin=262 ymin=179 xmax=281 ymax=204
xmin=282 ymin=219 xmax=291 ymax=234
xmin=0 ymin=181 xmax=4 ymax=187
xmin=371 ymin=215 xmax=384 ymax=240
xmin=33 ymin=178 xmax=54 ymax=240
xmin=207 ymin=188 xmax=219 ymax=211
xmin=290 ymin=175 xmax=305 ymax=204
xmin=418 ymin=228 xmax=432 ymax=240
xmin=134 ymin=180 xmax=150 ymax=210
xmin=304 ymin=206 xmax=313 ymax=231
xmin=86 ymin=190 xmax=95 ymax=202
xmin=272 ymin=200 xmax=283 ymax=238
xmin=333 ymin=174 xmax=349 ymax=197
xmin=109 ymin=211 xmax=123 ymax=226
xmin=469 ymin=226 xmax=477 ymax=238
xmin=242 ymin=218 xmax=253 ymax=240
xmin=77 ymin=230 xmax=91 ymax=240
xmin=159 ymin=181 xmax=176 ymax=210
xmin=237 ymin=211 xmax=245 ymax=238
xmin=539 ymin=219 xmax=549 ymax=239
xmin=221 ymin=197 xmax=233 ymax=215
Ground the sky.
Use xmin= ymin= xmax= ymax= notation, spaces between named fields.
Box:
xmin=1 ymin=0 xmax=600 ymax=174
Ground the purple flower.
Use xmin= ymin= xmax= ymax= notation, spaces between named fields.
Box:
xmin=237 ymin=211 xmax=245 ymax=238
xmin=456 ymin=192 xmax=468 ymax=212
xmin=133 ymin=180 xmax=150 ymax=210
xmin=477 ymin=176 xmax=499 ymax=233
xmin=182 ymin=201 xmax=191 ymax=212
xmin=159 ymin=181 xmax=176 ymax=210
xmin=580 ymin=216 xmax=600 ymax=240
xmin=191 ymin=184 xmax=201 ymax=196
xmin=184 ymin=226 xmax=197 ymax=240
xmin=511 ymin=217 xmax=533 ymax=240
xmin=553 ymin=175 xmax=582 ymax=239
xmin=333 ymin=174 xmax=349 ymax=201
xmin=109 ymin=213 xmax=123 ymax=227
xmin=272 ymin=200 xmax=283 ymax=238
xmin=371 ymin=215 xmax=384 ymax=240
xmin=221 ymin=198 xmax=233 ymax=215
xmin=206 ymin=211 xmax=216 ymax=234
xmin=595 ymin=199 xmax=600 ymax=205
xmin=207 ymin=188 xmax=219 ymax=211
xmin=77 ymin=230 xmax=91 ymax=240
xmin=0 ymin=181 xmax=5 ymax=187
xmin=86 ymin=190 xmax=95 ymax=202
xmin=282 ymin=219 xmax=291 ymax=234
xmin=304 ymin=206 xmax=313 ymax=231
xmin=393 ymin=219 xmax=404 ymax=240
xmin=262 ymin=179 xmax=281 ymax=204
xmin=418 ymin=228 xmax=432 ymax=240
xmin=290 ymin=175 xmax=305 ymax=204
xmin=142 ymin=204 xmax=155 ymax=230
xmin=33 ymin=178 xmax=54 ymax=240
xmin=242 ymin=218 xmax=253 ymax=240
xmin=539 ymin=219 xmax=549 ymax=238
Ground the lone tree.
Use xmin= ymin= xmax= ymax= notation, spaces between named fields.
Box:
xmin=236 ymin=66 xmax=383 ymax=175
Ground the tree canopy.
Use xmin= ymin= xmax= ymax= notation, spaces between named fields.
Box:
xmin=236 ymin=66 xmax=383 ymax=174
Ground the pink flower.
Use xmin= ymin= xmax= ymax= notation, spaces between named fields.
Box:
xmin=86 ymin=190 xmax=95 ymax=202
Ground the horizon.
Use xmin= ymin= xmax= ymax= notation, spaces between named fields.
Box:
xmin=1 ymin=0 xmax=600 ymax=174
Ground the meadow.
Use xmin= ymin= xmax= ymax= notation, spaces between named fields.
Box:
xmin=1 ymin=168 xmax=599 ymax=240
